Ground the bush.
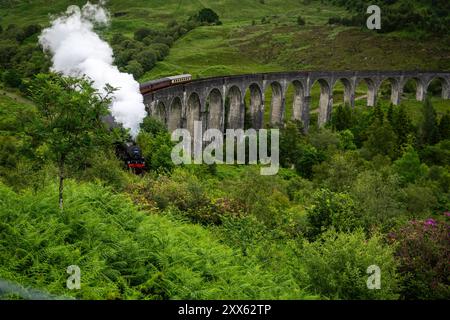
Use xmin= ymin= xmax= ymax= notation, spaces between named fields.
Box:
xmin=389 ymin=217 xmax=450 ymax=299
xmin=2 ymin=69 xmax=22 ymax=88
xmin=306 ymin=188 xmax=360 ymax=239
xmin=136 ymin=131 xmax=174 ymax=173
xmin=297 ymin=229 xmax=400 ymax=299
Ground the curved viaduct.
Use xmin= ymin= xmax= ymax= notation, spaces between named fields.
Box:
xmin=142 ymin=71 xmax=450 ymax=133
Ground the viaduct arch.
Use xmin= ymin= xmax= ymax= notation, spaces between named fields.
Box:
xmin=143 ymin=71 xmax=450 ymax=132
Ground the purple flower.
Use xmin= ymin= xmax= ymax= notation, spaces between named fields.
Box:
xmin=444 ymin=212 xmax=450 ymax=217
xmin=425 ymin=218 xmax=437 ymax=226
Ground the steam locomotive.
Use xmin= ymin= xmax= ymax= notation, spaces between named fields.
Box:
xmin=139 ymin=74 xmax=192 ymax=95
xmin=102 ymin=114 xmax=146 ymax=172
xmin=115 ymin=142 xmax=146 ymax=173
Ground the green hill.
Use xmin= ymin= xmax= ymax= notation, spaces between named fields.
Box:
xmin=1 ymin=0 xmax=449 ymax=82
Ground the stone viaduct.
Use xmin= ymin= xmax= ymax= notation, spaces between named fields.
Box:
xmin=142 ymin=71 xmax=450 ymax=134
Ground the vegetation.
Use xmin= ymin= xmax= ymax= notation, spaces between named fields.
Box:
xmin=0 ymin=0 xmax=449 ymax=301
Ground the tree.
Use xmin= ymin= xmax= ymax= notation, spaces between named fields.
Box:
xmin=125 ymin=60 xmax=144 ymax=79
xmin=393 ymin=146 xmax=428 ymax=185
xmin=387 ymin=103 xmax=394 ymax=124
xmin=2 ymin=69 xmax=22 ymax=88
xmin=196 ymin=8 xmax=221 ymax=25
xmin=420 ymin=97 xmax=439 ymax=146
xmin=133 ymin=49 xmax=157 ymax=72
xmin=279 ymin=120 xmax=304 ymax=168
xmin=392 ymin=105 xmax=412 ymax=148
xmin=372 ymin=103 xmax=384 ymax=125
xmin=134 ymin=27 xmax=155 ymax=41
xmin=364 ymin=121 xmax=397 ymax=159
xmin=306 ymin=188 xmax=360 ymax=239
xmin=438 ymin=112 xmax=450 ymax=141
xmin=28 ymin=73 xmax=113 ymax=210
xmin=333 ymin=104 xmax=352 ymax=131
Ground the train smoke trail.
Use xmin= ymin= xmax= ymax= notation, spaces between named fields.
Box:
xmin=39 ymin=1 xmax=146 ymax=138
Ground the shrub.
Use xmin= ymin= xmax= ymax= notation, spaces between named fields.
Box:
xmin=297 ymin=229 xmax=400 ymax=299
xmin=306 ymin=188 xmax=360 ymax=239
xmin=136 ymin=131 xmax=174 ymax=173
xmin=2 ymin=69 xmax=22 ymax=88
xmin=388 ymin=217 xmax=450 ymax=299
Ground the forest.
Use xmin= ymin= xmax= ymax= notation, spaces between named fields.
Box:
xmin=0 ymin=0 xmax=449 ymax=300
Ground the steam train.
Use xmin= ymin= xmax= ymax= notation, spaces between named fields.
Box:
xmin=139 ymin=74 xmax=192 ymax=95
xmin=102 ymin=114 xmax=146 ymax=172
xmin=99 ymin=74 xmax=193 ymax=172
xmin=115 ymin=142 xmax=146 ymax=173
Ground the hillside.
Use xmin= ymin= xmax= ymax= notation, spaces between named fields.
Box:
xmin=1 ymin=0 xmax=449 ymax=82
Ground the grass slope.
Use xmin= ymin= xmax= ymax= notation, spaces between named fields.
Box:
xmin=1 ymin=0 xmax=449 ymax=82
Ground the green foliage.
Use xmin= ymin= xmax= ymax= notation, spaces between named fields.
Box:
xmin=438 ymin=112 xmax=450 ymax=141
xmin=419 ymin=140 xmax=450 ymax=166
xmin=2 ymin=69 xmax=21 ymax=87
xmin=313 ymin=150 xmax=365 ymax=192
xmin=133 ymin=49 xmax=157 ymax=72
xmin=323 ymin=0 xmax=450 ymax=34
xmin=420 ymin=97 xmax=439 ymax=146
xmin=125 ymin=60 xmax=144 ymax=79
xmin=27 ymin=73 xmax=113 ymax=209
xmin=389 ymin=217 xmax=450 ymax=300
xmin=392 ymin=105 xmax=413 ymax=148
xmin=297 ymin=229 xmax=400 ymax=299
xmin=136 ymin=130 xmax=174 ymax=173
xmin=337 ymin=129 xmax=356 ymax=150
xmin=306 ymin=188 xmax=360 ymax=239
xmin=140 ymin=116 xmax=167 ymax=136
xmin=393 ymin=146 xmax=428 ymax=185
xmin=134 ymin=27 xmax=155 ymax=42
xmin=195 ymin=8 xmax=221 ymax=25
xmin=0 ymin=181 xmax=312 ymax=299
xmin=363 ymin=120 xmax=397 ymax=160
xmin=350 ymin=169 xmax=404 ymax=230
xmin=332 ymin=104 xmax=352 ymax=131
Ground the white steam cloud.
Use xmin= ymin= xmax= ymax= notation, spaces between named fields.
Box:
xmin=39 ymin=1 xmax=146 ymax=138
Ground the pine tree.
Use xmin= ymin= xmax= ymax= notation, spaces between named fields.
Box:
xmin=393 ymin=105 xmax=412 ymax=148
xmin=372 ymin=103 xmax=384 ymax=125
xmin=387 ymin=103 xmax=394 ymax=124
xmin=333 ymin=103 xmax=352 ymax=131
xmin=438 ymin=112 xmax=450 ymax=141
xmin=420 ymin=97 xmax=439 ymax=146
